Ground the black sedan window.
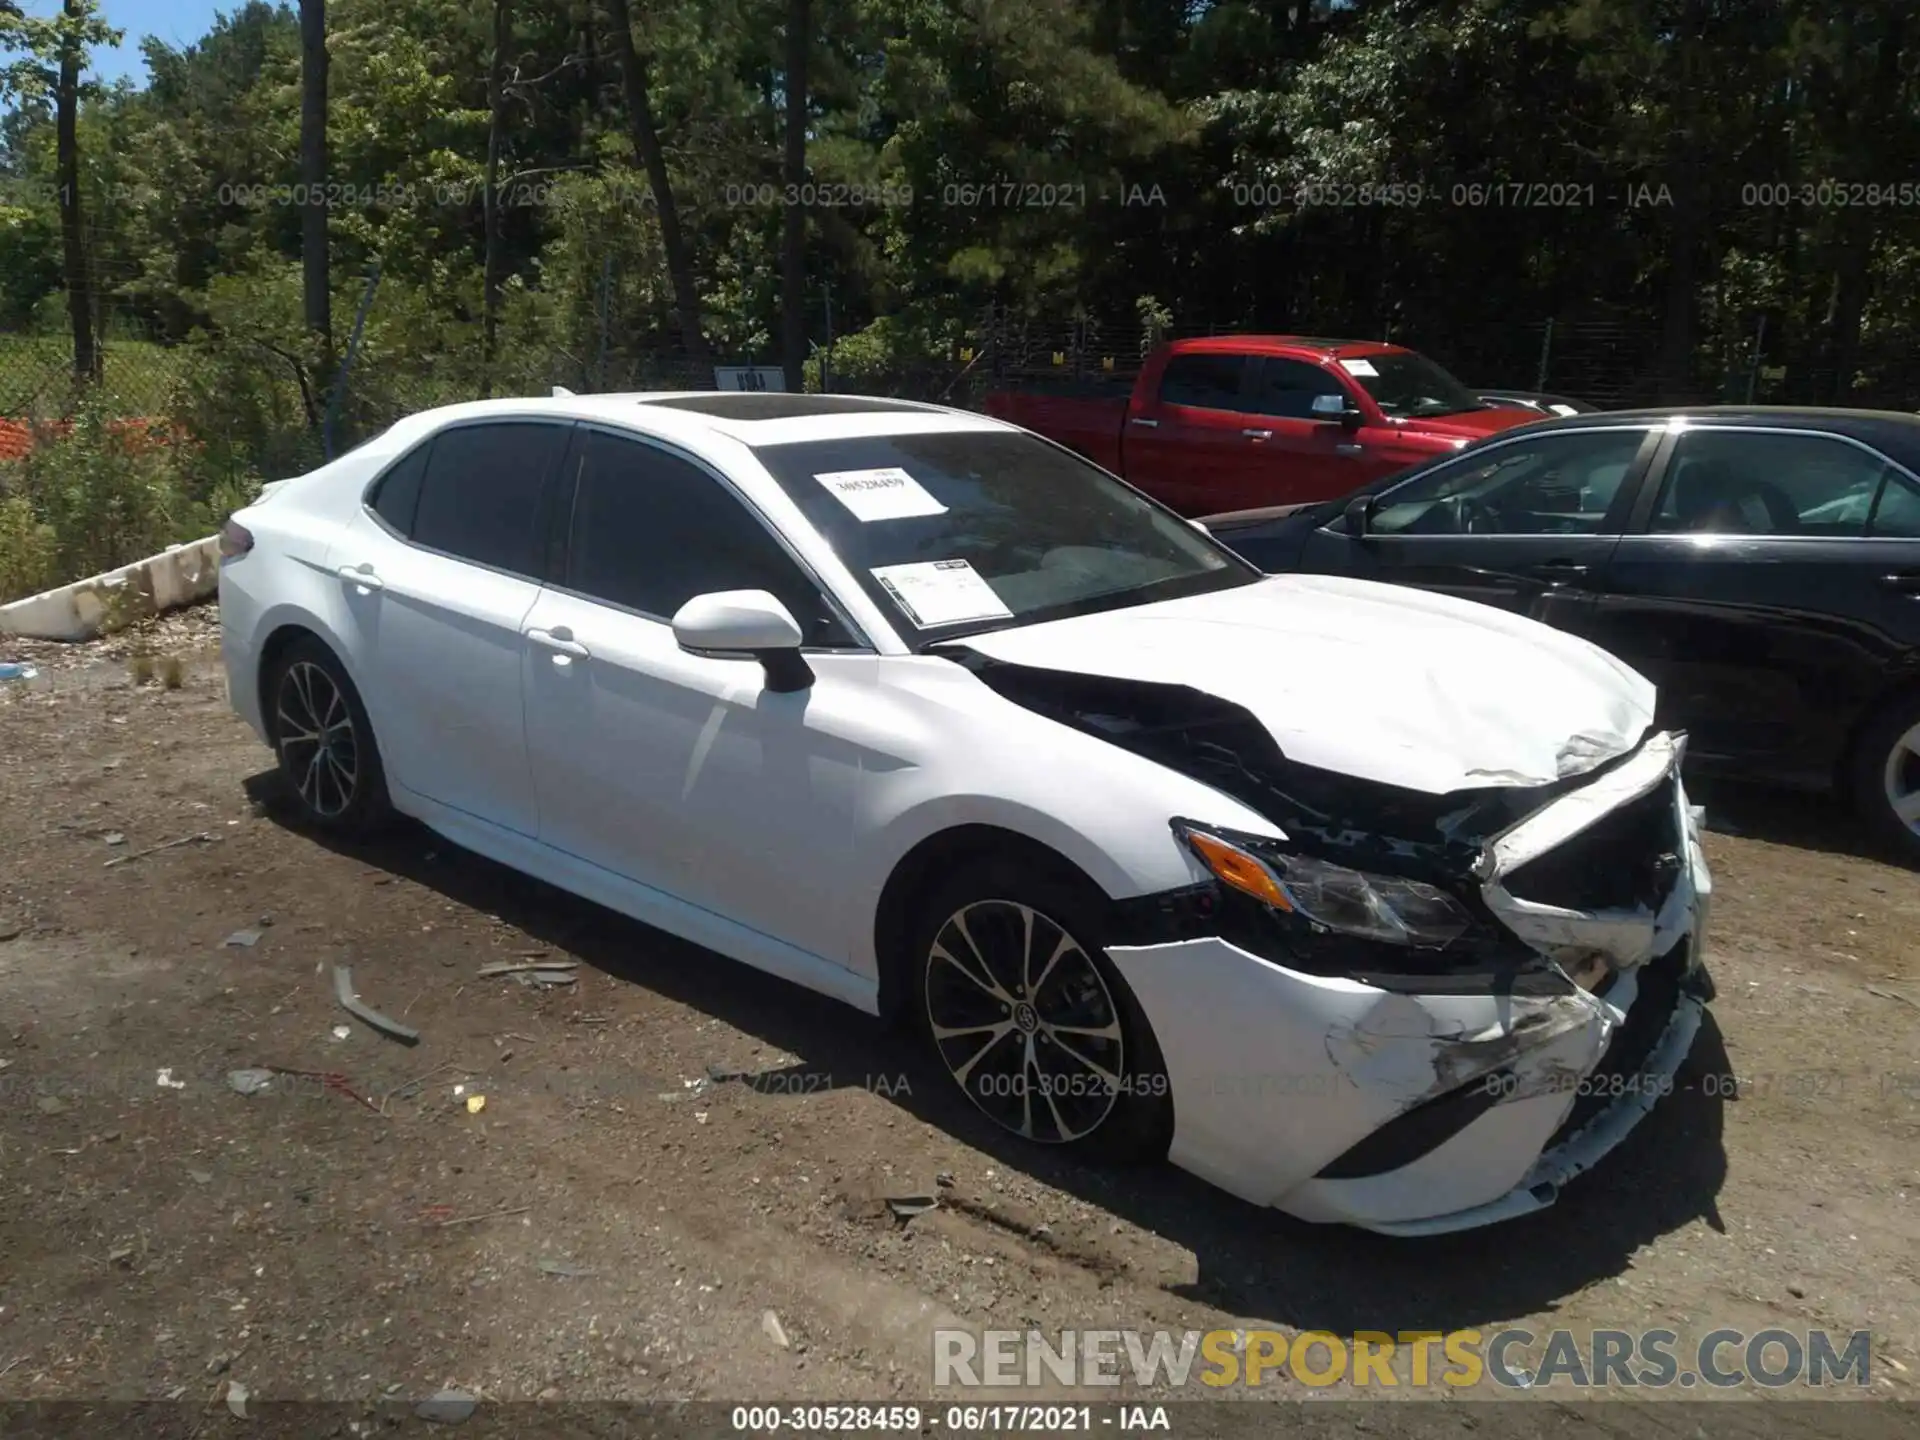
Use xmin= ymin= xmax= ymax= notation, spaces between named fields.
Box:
xmin=1651 ymin=430 xmax=1894 ymax=537
xmin=1871 ymin=471 xmax=1920 ymax=537
xmin=1369 ymin=429 xmax=1647 ymax=536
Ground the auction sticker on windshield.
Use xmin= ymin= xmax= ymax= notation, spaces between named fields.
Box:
xmin=815 ymin=467 xmax=948 ymax=522
xmin=1340 ymin=358 xmax=1379 ymax=377
xmin=871 ymin=559 xmax=1013 ymax=628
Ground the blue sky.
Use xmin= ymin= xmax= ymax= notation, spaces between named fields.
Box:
xmin=16 ymin=1 xmax=228 ymax=87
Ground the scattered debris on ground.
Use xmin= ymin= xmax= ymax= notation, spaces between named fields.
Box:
xmin=1 ymin=612 xmax=1917 ymax=1406
xmin=333 ymin=963 xmax=422 ymax=1045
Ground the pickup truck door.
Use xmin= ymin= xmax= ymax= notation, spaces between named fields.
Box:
xmin=1122 ymin=351 xmax=1260 ymax=516
xmin=1235 ymin=356 xmax=1381 ymax=508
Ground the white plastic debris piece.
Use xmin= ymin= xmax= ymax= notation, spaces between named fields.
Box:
xmin=226 ymin=1381 xmax=250 ymax=1419
xmin=331 ymin=1025 xmax=352 ymax=1041
xmin=156 ymin=1069 xmax=187 ymax=1090
xmin=762 ymin=1310 xmax=790 ymax=1350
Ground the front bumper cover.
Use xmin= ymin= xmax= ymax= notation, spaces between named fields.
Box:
xmin=1106 ymin=731 xmax=1713 ymax=1234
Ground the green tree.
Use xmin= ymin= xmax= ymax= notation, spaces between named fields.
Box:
xmin=0 ymin=0 xmax=123 ymax=381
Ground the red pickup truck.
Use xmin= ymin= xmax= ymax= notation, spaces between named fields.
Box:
xmin=983 ymin=336 xmax=1543 ymax=515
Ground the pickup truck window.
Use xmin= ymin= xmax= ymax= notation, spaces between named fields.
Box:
xmin=1343 ymin=351 xmax=1486 ymax=421
xmin=751 ymin=430 xmax=1259 ymax=640
xmin=1158 ymin=354 xmax=1251 ymax=411
xmin=1254 ymin=358 xmax=1351 ymax=420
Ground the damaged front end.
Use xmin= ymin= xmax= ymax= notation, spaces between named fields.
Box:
xmin=953 ymin=650 xmax=1714 ymax=1233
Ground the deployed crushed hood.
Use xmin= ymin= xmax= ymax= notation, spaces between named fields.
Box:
xmin=955 ymin=574 xmax=1654 ymax=794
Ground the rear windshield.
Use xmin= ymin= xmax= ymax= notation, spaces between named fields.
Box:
xmin=750 ymin=430 xmax=1258 ymax=641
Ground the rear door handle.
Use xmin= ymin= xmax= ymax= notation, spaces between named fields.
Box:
xmin=335 ymin=563 xmax=383 ymax=592
xmin=1129 ymin=417 xmax=1160 ymax=429
xmin=1242 ymin=428 xmax=1273 ymax=441
xmin=1880 ymin=570 xmax=1920 ymax=595
xmin=527 ymin=626 xmax=590 ymax=659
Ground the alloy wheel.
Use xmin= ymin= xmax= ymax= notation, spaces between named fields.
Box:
xmin=1885 ymin=718 xmax=1920 ymax=839
xmin=276 ymin=660 xmax=360 ymax=820
xmin=923 ymin=899 xmax=1125 ymax=1144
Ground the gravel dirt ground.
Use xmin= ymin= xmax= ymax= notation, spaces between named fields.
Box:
xmin=1 ymin=607 xmax=1917 ymax=1433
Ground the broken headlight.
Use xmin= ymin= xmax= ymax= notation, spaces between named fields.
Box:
xmin=1174 ymin=820 xmax=1472 ymax=949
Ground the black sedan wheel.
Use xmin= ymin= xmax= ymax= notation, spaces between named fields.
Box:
xmin=1853 ymin=693 xmax=1920 ymax=864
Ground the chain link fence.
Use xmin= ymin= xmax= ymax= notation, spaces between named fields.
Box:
xmin=6 ymin=289 xmax=1919 ymax=605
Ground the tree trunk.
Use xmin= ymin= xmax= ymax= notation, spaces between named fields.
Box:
xmin=1657 ymin=122 xmax=1703 ymax=401
xmin=55 ymin=0 xmax=97 ymax=385
xmin=780 ymin=0 xmax=810 ymax=393
xmin=1820 ymin=2 xmax=1908 ymax=404
xmin=603 ymin=0 xmax=708 ymax=374
xmin=1656 ymin=6 xmax=1711 ymax=403
xmin=480 ymin=0 xmax=511 ymax=399
xmin=298 ymin=0 xmax=331 ymax=380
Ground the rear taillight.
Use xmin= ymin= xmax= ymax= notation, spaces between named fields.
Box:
xmin=219 ymin=519 xmax=255 ymax=559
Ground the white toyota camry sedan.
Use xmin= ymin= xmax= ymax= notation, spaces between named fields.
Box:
xmin=218 ymin=391 xmax=1713 ymax=1235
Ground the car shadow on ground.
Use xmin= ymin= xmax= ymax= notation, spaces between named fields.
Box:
xmin=250 ymin=772 xmax=1729 ymax=1338
xmin=1688 ymin=774 xmax=1898 ymax=865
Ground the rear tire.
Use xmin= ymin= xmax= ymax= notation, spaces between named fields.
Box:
xmin=905 ymin=856 xmax=1173 ymax=1162
xmin=264 ymin=637 xmax=394 ymax=837
xmin=1848 ymin=691 xmax=1920 ymax=865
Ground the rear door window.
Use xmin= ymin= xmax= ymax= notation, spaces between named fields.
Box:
xmin=1650 ymin=430 xmax=1893 ymax=537
xmin=368 ymin=443 xmax=430 ymax=535
xmin=1157 ymin=354 xmax=1253 ymax=412
xmin=1869 ymin=471 xmax=1920 ymax=538
xmin=411 ymin=422 xmax=571 ymax=578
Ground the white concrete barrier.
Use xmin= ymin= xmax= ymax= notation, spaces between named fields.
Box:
xmin=0 ymin=534 xmax=221 ymax=642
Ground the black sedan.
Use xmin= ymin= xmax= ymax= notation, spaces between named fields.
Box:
xmin=1202 ymin=407 xmax=1920 ymax=860
xmin=1474 ymin=389 xmax=1601 ymax=416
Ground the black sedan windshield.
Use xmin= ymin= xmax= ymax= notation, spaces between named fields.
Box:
xmin=752 ymin=430 xmax=1258 ymax=639
xmin=1346 ymin=352 xmax=1486 ymax=420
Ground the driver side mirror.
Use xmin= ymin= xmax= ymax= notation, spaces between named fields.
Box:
xmin=671 ymin=589 xmax=815 ymax=693
xmin=1312 ymin=393 xmax=1361 ymax=428
xmin=1343 ymin=495 xmax=1376 ymax=539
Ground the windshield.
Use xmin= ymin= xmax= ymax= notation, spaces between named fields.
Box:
xmin=751 ymin=430 xmax=1259 ymax=641
xmin=1341 ymin=352 xmax=1485 ymax=420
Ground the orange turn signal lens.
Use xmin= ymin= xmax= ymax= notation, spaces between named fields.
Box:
xmin=1183 ymin=829 xmax=1292 ymax=910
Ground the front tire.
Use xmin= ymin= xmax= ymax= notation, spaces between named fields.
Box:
xmin=906 ymin=858 xmax=1172 ymax=1160
xmin=264 ymin=637 xmax=393 ymax=836
xmin=1850 ymin=691 xmax=1920 ymax=865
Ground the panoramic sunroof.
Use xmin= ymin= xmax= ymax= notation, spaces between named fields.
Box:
xmin=639 ymin=393 xmax=940 ymax=419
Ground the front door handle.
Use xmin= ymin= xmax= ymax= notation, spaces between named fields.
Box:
xmin=1129 ymin=416 xmax=1160 ymax=429
xmin=1334 ymin=443 xmax=1364 ymax=456
xmin=1528 ymin=558 xmax=1591 ymax=582
xmin=527 ymin=626 xmax=590 ymax=660
xmin=335 ymin=563 xmax=383 ymax=592
xmin=1880 ymin=570 xmax=1920 ymax=595
xmin=1242 ymin=428 xmax=1273 ymax=441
